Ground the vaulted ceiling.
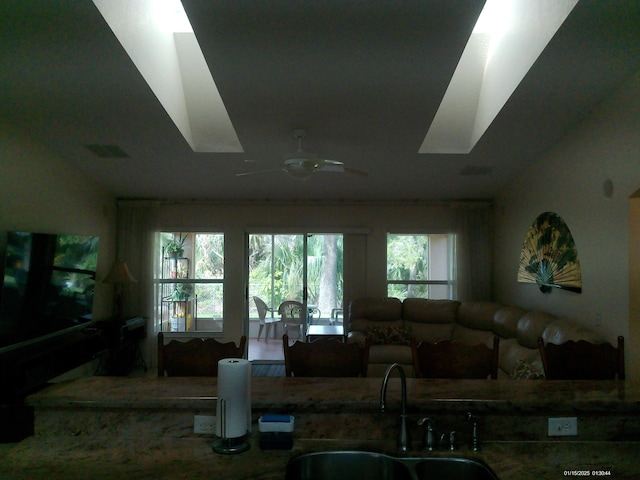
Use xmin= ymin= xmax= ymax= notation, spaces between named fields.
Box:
xmin=1 ymin=1 xmax=639 ymax=201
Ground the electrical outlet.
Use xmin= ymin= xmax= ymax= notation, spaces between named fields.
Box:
xmin=194 ymin=415 xmax=216 ymax=434
xmin=548 ymin=417 xmax=578 ymax=436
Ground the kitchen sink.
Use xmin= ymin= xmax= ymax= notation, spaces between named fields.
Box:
xmin=285 ymin=451 xmax=499 ymax=480
xmin=285 ymin=451 xmax=413 ymax=480
xmin=413 ymin=457 xmax=499 ymax=480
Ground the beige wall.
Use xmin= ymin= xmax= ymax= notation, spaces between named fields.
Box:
xmin=493 ymin=72 xmax=640 ymax=378
xmin=628 ymin=193 xmax=640 ymax=380
xmin=0 ymin=122 xmax=117 ymax=321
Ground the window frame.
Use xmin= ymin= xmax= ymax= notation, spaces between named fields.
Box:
xmin=386 ymin=232 xmax=457 ymax=300
xmin=154 ymin=231 xmax=225 ymax=334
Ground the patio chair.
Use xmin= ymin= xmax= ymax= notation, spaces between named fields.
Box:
xmin=279 ymin=300 xmax=306 ymax=341
xmin=253 ymin=296 xmax=280 ymax=342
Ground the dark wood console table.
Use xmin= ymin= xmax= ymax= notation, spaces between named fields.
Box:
xmin=94 ymin=317 xmax=147 ymax=376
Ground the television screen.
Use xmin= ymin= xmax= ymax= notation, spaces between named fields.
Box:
xmin=0 ymin=231 xmax=100 ymax=350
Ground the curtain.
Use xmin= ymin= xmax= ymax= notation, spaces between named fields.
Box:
xmin=453 ymin=203 xmax=493 ymax=301
xmin=116 ymin=201 xmax=159 ymax=366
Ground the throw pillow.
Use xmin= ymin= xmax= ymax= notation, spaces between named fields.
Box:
xmin=367 ymin=325 xmax=413 ymax=345
xmin=510 ymin=359 xmax=544 ymax=379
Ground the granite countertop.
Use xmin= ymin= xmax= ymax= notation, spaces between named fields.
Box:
xmin=1 ymin=434 xmax=637 ymax=479
xmin=0 ymin=377 xmax=637 ymax=479
xmin=25 ymin=376 xmax=638 ymax=414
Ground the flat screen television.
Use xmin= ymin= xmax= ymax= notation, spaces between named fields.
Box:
xmin=0 ymin=231 xmax=100 ymax=351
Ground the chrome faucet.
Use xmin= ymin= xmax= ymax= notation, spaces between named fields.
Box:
xmin=380 ymin=363 xmax=410 ymax=453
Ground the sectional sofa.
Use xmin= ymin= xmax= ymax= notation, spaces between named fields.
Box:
xmin=346 ymin=297 xmax=604 ymax=378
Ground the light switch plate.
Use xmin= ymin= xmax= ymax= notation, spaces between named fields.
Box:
xmin=548 ymin=417 xmax=578 ymax=436
xmin=194 ymin=415 xmax=216 ymax=434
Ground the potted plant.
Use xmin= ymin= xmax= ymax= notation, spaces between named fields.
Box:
xmin=170 ymin=283 xmax=192 ymax=301
xmin=165 ymin=234 xmax=186 ymax=258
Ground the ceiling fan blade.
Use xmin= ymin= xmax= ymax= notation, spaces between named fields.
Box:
xmin=236 ymin=168 xmax=283 ymax=177
xmin=317 ymin=163 xmax=345 ymax=173
xmin=317 ymin=159 xmax=344 ymax=166
xmin=315 ymin=160 xmax=368 ymax=177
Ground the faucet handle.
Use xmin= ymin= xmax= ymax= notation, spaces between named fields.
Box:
xmin=417 ymin=417 xmax=434 ymax=428
xmin=418 ymin=417 xmax=437 ymax=451
xmin=448 ymin=431 xmax=457 ymax=451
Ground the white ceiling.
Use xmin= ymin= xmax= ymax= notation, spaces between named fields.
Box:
xmin=1 ymin=1 xmax=639 ymax=202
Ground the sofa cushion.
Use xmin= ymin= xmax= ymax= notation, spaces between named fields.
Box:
xmin=492 ymin=306 xmax=526 ymax=339
xmin=452 ymin=325 xmax=496 ymax=347
xmin=367 ymin=325 xmax=413 ymax=345
xmin=367 ymin=362 xmax=416 ymax=378
xmin=402 ymin=298 xmax=460 ymax=324
xmin=500 ymin=337 xmax=544 ymax=376
xmin=541 ymin=318 xmax=603 ymax=345
xmin=516 ymin=310 xmax=557 ymax=349
xmin=408 ymin=321 xmax=455 ymax=343
xmin=457 ymin=301 xmax=501 ymax=331
xmin=351 ymin=318 xmax=400 ymax=334
xmin=368 ymin=344 xmax=413 ymax=364
xmin=349 ymin=297 xmax=403 ymax=322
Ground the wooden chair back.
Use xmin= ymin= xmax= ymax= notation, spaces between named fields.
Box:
xmin=157 ymin=333 xmax=246 ymax=377
xmin=283 ymin=334 xmax=371 ymax=377
xmin=411 ymin=336 xmax=500 ymax=379
xmin=537 ymin=336 xmax=625 ymax=380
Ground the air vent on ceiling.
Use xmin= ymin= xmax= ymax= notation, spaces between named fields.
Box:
xmin=85 ymin=144 xmax=130 ymax=158
xmin=460 ymin=165 xmax=492 ymax=176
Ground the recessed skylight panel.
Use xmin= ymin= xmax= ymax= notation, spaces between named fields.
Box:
xmin=419 ymin=0 xmax=579 ymax=154
xmin=92 ymin=0 xmax=242 ymax=153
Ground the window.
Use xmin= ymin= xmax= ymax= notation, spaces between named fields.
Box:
xmin=386 ymin=233 xmax=456 ymax=300
xmin=155 ymin=232 xmax=224 ymax=333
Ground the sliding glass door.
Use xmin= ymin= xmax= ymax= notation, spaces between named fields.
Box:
xmin=246 ymin=233 xmax=343 ymax=361
xmin=306 ymin=234 xmax=343 ymax=326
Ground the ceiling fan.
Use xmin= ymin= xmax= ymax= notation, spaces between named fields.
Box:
xmin=237 ymin=129 xmax=368 ymax=180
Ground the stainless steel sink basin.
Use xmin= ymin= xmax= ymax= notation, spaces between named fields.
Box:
xmin=285 ymin=451 xmax=499 ymax=480
xmin=413 ymin=457 xmax=499 ymax=480
xmin=285 ymin=451 xmax=413 ymax=480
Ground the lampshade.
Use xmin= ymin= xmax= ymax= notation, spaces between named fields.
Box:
xmin=103 ymin=260 xmax=138 ymax=284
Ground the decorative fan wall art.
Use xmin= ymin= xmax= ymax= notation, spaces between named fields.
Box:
xmin=517 ymin=212 xmax=582 ymax=293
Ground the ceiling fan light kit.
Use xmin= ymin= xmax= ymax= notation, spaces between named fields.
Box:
xmin=238 ymin=128 xmax=368 ymax=179
xmin=283 ymin=159 xmax=317 ymax=179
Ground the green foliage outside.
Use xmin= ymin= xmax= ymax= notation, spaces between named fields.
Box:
xmin=387 ymin=234 xmax=430 ymax=300
xmin=248 ymin=234 xmax=343 ymax=317
xmin=158 ymin=232 xmax=224 ymax=318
